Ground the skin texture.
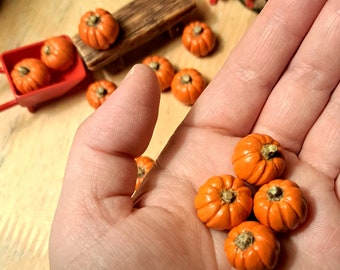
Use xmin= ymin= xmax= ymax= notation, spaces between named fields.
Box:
xmin=49 ymin=0 xmax=340 ymax=269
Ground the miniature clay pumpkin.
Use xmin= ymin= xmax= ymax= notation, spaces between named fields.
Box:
xmin=182 ymin=21 xmax=215 ymax=57
xmin=224 ymin=221 xmax=280 ymax=270
xmin=254 ymin=179 xmax=308 ymax=232
xmin=11 ymin=58 xmax=51 ymax=94
xmin=171 ymin=68 xmax=206 ymax=105
xmin=194 ymin=175 xmax=253 ymax=230
xmin=232 ymin=133 xmax=286 ymax=186
xmin=135 ymin=156 xmax=155 ymax=191
xmin=142 ymin=55 xmax=175 ymax=92
xmin=86 ymin=79 xmax=117 ymax=109
xmin=41 ymin=36 xmax=76 ymax=71
xmin=78 ymin=8 xmax=120 ymax=50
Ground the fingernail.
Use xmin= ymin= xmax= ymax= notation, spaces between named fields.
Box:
xmin=127 ymin=65 xmax=137 ymax=77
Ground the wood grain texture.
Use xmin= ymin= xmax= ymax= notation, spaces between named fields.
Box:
xmin=73 ymin=0 xmax=196 ymax=71
xmin=0 ymin=0 xmax=258 ymax=269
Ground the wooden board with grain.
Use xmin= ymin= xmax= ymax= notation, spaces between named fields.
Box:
xmin=73 ymin=0 xmax=196 ymax=71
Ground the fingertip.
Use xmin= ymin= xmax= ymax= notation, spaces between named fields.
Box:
xmin=80 ymin=63 xmax=160 ymax=157
xmin=122 ymin=63 xmax=160 ymax=93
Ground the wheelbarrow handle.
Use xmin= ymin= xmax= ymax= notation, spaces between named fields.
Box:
xmin=0 ymin=99 xmax=19 ymax=111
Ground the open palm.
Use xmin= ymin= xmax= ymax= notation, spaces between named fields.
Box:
xmin=49 ymin=1 xmax=340 ymax=269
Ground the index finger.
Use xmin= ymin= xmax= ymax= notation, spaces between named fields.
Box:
xmin=184 ymin=0 xmax=326 ymax=137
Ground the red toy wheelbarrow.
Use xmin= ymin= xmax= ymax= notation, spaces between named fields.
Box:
xmin=0 ymin=36 xmax=86 ymax=113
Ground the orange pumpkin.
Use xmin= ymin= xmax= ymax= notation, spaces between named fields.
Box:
xmin=10 ymin=58 xmax=51 ymax=94
xmin=254 ymin=179 xmax=308 ymax=232
xmin=224 ymin=221 xmax=280 ymax=270
xmin=41 ymin=36 xmax=76 ymax=71
xmin=182 ymin=21 xmax=215 ymax=57
xmin=171 ymin=68 xmax=206 ymax=105
xmin=86 ymin=79 xmax=117 ymax=109
xmin=142 ymin=55 xmax=175 ymax=92
xmin=232 ymin=133 xmax=286 ymax=186
xmin=78 ymin=8 xmax=119 ymax=50
xmin=194 ymin=175 xmax=253 ymax=230
xmin=135 ymin=156 xmax=155 ymax=191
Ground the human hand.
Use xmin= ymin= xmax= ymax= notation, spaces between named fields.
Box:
xmin=49 ymin=0 xmax=340 ymax=269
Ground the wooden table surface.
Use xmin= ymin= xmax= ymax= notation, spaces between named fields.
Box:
xmin=0 ymin=0 xmax=257 ymax=269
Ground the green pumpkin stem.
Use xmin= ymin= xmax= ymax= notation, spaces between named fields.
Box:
xmin=261 ymin=144 xmax=278 ymax=160
xmin=18 ymin=66 xmax=30 ymax=76
xmin=149 ymin=61 xmax=160 ymax=71
xmin=267 ymin=186 xmax=283 ymax=201
xmin=221 ymin=189 xmax=236 ymax=204
xmin=96 ymin=86 xmax=108 ymax=98
xmin=181 ymin=74 xmax=192 ymax=84
xmin=44 ymin=45 xmax=51 ymax=55
xmin=193 ymin=25 xmax=203 ymax=36
xmin=137 ymin=166 xmax=146 ymax=178
xmin=87 ymin=15 xmax=100 ymax=27
xmin=234 ymin=231 xmax=254 ymax=250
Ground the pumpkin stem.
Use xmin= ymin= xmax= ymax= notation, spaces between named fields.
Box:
xmin=221 ymin=189 xmax=236 ymax=204
xmin=137 ymin=166 xmax=145 ymax=178
xmin=149 ymin=61 xmax=160 ymax=71
xmin=44 ymin=45 xmax=51 ymax=55
xmin=261 ymin=144 xmax=278 ymax=160
xmin=87 ymin=15 xmax=100 ymax=27
xmin=18 ymin=66 xmax=30 ymax=76
xmin=181 ymin=74 xmax=192 ymax=84
xmin=96 ymin=86 xmax=108 ymax=98
xmin=267 ymin=186 xmax=283 ymax=201
xmin=234 ymin=231 xmax=254 ymax=250
xmin=193 ymin=25 xmax=203 ymax=36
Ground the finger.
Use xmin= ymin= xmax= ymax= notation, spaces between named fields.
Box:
xmin=299 ymin=84 xmax=340 ymax=180
xmin=59 ymin=64 xmax=160 ymax=218
xmin=184 ymin=0 xmax=326 ymax=136
xmin=253 ymin=0 xmax=340 ymax=153
xmin=152 ymin=0 xmax=327 ymax=186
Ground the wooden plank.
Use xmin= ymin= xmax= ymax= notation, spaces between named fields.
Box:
xmin=73 ymin=0 xmax=196 ymax=71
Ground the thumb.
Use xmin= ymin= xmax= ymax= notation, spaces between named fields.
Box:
xmin=55 ymin=64 xmax=160 ymax=222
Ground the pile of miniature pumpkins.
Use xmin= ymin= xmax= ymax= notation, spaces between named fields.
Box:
xmin=9 ymin=9 xmax=117 ymax=96
xmin=82 ymin=9 xmax=216 ymax=109
xmin=194 ymin=133 xmax=308 ymax=270
xmin=10 ymin=36 xmax=77 ymax=94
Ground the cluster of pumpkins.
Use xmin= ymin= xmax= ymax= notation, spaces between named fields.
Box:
xmin=194 ymin=133 xmax=308 ymax=270
xmin=82 ymin=8 xmax=217 ymax=109
xmin=9 ymin=1 xmax=268 ymax=105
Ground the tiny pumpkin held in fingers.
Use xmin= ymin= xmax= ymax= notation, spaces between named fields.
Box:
xmin=41 ymin=36 xmax=76 ymax=71
xmin=78 ymin=8 xmax=120 ymax=50
xmin=86 ymin=79 xmax=117 ymax=109
xmin=182 ymin=21 xmax=215 ymax=57
xmin=135 ymin=156 xmax=155 ymax=191
xmin=194 ymin=175 xmax=253 ymax=230
xmin=11 ymin=58 xmax=51 ymax=94
xmin=224 ymin=221 xmax=281 ymax=270
xmin=232 ymin=133 xmax=286 ymax=186
xmin=171 ymin=68 xmax=206 ymax=105
xmin=142 ymin=55 xmax=175 ymax=92
xmin=254 ymin=179 xmax=308 ymax=232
